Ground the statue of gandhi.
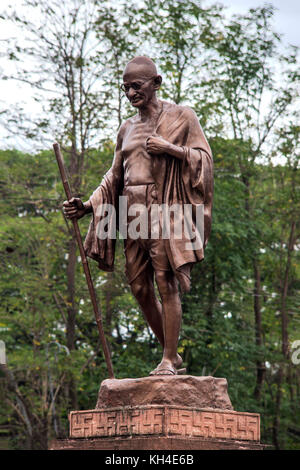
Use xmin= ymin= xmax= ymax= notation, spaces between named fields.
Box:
xmin=63 ymin=56 xmax=213 ymax=376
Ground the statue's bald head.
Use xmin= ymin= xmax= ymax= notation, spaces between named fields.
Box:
xmin=123 ymin=56 xmax=158 ymax=81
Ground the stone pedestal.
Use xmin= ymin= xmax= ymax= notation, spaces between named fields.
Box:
xmin=96 ymin=375 xmax=233 ymax=410
xmin=50 ymin=435 xmax=264 ymax=450
xmin=49 ymin=376 xmax=264 ymax=450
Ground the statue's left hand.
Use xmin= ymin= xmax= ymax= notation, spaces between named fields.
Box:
xmin=146 ymin=135 xmax=170 ymax=155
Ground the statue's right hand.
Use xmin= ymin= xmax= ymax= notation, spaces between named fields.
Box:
xmin=63 ymin=197 xmax=86 ymax=220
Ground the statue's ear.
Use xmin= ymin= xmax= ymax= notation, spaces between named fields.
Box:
xmin=153 ymin=75 xmax=162 ymax=90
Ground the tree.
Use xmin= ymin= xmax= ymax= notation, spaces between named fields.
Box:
xmin=2 ymin=0 xmax=121 ymax=410
xmin=202 ymin=5 xmax=299 ymax=407
xmin=134 ymin=0 xmax=223 ymax=108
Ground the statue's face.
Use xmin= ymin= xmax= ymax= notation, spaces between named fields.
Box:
xmin=122 ymin=63 xmax=158 ymax=109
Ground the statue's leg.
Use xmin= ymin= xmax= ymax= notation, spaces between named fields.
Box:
xmin=130 ymin=266 xmax=165 ymax=348
xmin=129 ymin=267 xmax=183 ymax=373
xmin=149 ymin=269 xmax=182 ymax=375
xmin=125 ymin=234 xmax=183 ymax=374
xmin=125 ymin=232 xmax=167 ymax=348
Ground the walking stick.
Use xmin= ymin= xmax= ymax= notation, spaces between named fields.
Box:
xmin=53 ymin=142 xmax=115 ymax=379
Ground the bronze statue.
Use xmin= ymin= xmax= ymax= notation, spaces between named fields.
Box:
xmin=63 ymin=56 xmax=213 ymax=376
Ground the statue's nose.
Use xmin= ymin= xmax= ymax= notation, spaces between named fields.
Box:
xmin=128 ymin=87 xmax=138 ymax=99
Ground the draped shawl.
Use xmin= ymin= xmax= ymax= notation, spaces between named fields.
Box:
xmin=84 ymin=100 xmax=213 ymax=292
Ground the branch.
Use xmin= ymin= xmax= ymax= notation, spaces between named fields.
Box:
xmin=47 ymin=372 xmax=66 ymax=420
xmin=1 ymin=365 xmax=33 ymax=437
xmin=53 ymin=293 xmax=67 ymax=325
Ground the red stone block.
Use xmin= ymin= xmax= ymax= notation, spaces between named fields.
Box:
xmin=69 ymin=406 xmax=260 ymax=442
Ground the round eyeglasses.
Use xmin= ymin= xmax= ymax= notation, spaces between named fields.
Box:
xmin=120 ymin=76 xmax=156 ymax=94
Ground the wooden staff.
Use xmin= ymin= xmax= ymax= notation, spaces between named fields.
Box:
xmin=53 ymin=142 xmax=115 ymax=379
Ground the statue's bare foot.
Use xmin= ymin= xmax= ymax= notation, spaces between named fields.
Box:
xmin=149 ymin=359 xmax=176 ymax=376
xmin=175 ymin=353 xmax=183 ymax=370
xmin=149 ymin=354 xmax=185 ymax=376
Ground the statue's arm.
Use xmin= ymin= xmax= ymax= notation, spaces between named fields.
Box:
xmin=145 ymin=107 xmax=210 ymax=162
xmin=146 ymin=135 xmax=185 ymax=160
xmin=64 ymin=123 xmax=126 ymax=220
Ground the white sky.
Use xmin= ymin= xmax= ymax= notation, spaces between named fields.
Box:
xmin=0 ymin=0 xmax=299 ymax=149
xmin=223 ymin=0 xmax=300 ymax=47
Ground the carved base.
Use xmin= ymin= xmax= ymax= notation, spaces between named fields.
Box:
xmin=49 ymin=375 xmax=264 ymax=450
xmin=68 ymin=406 xmax=260 ymax=442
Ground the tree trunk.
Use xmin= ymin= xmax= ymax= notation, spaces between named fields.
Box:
xmin=241 ymin=173 xmax=266 ymax=400
xmin=273 ymin=366 xmax=283 ymax=450
xmin=281 ymin=220 xmax=296 ymax=359
xmin=253 ymin=259 xmax=266 ymax=400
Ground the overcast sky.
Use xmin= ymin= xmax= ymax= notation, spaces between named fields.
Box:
xmin=222 ymin=0 xmax=300 ymax=46
xmin=0 ymin=0 xmax=299 ymax=149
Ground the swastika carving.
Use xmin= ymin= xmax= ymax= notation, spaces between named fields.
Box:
xmin=69 ymin=406 xmax=260 ymax=442
xmin=166 ymin=408 xmax=260 ymax=441
xmin=70 ymin=407 xmax=164 ymax=438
